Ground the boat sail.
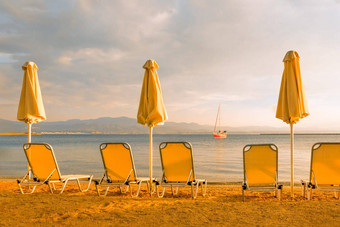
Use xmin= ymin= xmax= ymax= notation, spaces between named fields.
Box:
xmin=213 ymin=104 xmax=227 ymax=138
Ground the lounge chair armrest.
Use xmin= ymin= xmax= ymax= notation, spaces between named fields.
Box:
xmin=301 ymin=180 xmax=316 ymax=189
xmin=93 ymin=179 xmax=101 ymax=185
xmin=300 ymin=179 xmax=307 ymax=185
xmin=153 ymin=179 xmax=160 ymax=185
xmin=242 ymin=181 xmax=247 ymax=190
xmin=309 ymin=183 xmax=316 ymax=189
xmin=194 ymin=179 xmax=206 ymax=184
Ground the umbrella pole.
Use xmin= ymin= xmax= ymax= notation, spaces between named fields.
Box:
xmin=28 ymin=123 xmax=32 ymax=143
xmin=28 ymin=123 xmax=32 ymax=179
xmin=149 ymin=126 xmax=153 ymax=196
xmin=290 ymin=123 xmax=294 ymax=199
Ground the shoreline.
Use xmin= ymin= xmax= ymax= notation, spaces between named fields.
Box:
xmin=0 ymin=178 xmax=309 ymax=186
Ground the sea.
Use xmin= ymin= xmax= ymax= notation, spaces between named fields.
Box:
xmin=1 ymin=133 xmax=339 ymax=182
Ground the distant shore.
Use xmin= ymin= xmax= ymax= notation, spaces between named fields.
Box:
xmin=0 ymin=132 xmax=41 ymax=135
xmin=1 ymin=132 xmax=340 ymax=136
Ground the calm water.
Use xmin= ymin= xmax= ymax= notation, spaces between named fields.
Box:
xmin=1 ymin=134 xmax=339 ymax=182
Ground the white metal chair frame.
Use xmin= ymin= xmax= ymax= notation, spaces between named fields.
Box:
xmin=242 ymin=144 xmax=282 ymax=201
xmin=301 ymin=143 xmax=340 ymax=200
xmin=17 ymin=143 xmax=93 ymax=194
xmin=94 ymin=143 xmax=153 ymax=197
xmin=156 ymin=142 xmax=207 ymax=199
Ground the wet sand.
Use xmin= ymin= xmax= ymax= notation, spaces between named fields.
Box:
xmin=1 ymin=180 xmax=339 ymax=226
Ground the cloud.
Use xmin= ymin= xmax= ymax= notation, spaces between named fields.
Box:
xmin=0 ymin=0 xmax=339 ymax=130
xmin=0 ymin=53 xmax=17 ymax=63
xmin=57 ymin=48 xmax=125 ymax=65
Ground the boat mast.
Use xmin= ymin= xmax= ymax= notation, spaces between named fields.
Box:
xmin=214 ymin=104 xmax=220 ymax=133
xmin=218 ymin=105 xmax=221 ymax=132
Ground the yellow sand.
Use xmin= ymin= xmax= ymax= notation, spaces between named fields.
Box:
xmin=1 ymin=180 xmax=339 ymax=226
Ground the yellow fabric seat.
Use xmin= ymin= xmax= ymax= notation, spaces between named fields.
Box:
xmin=157 ymin=142 xmax=207 ymax=199
xmin=242 ymin=144 xmax=282 ymax=201
xmin=94 ymin=143 xmax=153 ymax=197
xmin=17 ymin=143 xmax=93 ymax=194
xmin=302 ymin=143 xmax=340 ymax=200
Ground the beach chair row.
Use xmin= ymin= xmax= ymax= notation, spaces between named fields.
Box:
xmin=17 ymin=142 xmax=207 ymax=199
xmin=17 ymin=142 xmax=340 ymax=200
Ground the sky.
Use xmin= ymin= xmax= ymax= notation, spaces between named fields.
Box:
xmin=0 ymin=0 xmax=339 ymax=131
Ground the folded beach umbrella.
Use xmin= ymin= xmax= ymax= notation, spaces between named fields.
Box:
xmin=276 ymin=51 xmax=309 ymax=198
xmin=137 ymin=59 xmax=167 ymax=195
xmin=17 ymin=61 xmax=46 ymax=143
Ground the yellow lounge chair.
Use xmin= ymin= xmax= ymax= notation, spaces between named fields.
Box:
xmin=157 ymin=142 xmax=207 ymax=199
xmin=17 ymin=143 xmax=93 ymax=194
xmin=301 ymin=143 xmax=340 ymax=200
xmin=94 ymin=143 xmax=152 ymax=197
xmin=242 ymin=144 xmax=282 ymax=201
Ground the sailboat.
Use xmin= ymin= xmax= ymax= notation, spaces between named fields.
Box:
xmin=213 ymin=104 xmax=227 ymax=138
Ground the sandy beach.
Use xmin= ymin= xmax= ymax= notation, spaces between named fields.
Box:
xmin=1 ymin=180 xmax=339 ymax=226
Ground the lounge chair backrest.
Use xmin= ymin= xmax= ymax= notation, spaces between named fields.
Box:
xmin=159 ymin=142 xmax=195 ymax=182
xmin=310 ymin=143 xmax=340 ymax=185
xmin=243 ymin=144 xmax=278 ymax=185
xmin=23 ymin=143 xmax=61 ymax=181
xmin=100 ymin=143 xmax=137 ymax=182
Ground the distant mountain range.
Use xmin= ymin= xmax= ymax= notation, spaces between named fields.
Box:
xmin=0 ymin=117 xmax=294 ymax=134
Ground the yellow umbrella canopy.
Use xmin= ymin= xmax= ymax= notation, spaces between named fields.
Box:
xmin=137 ymin=59 xmax=167 ymax=195
xmin=276 ymin=51 xmax=309 ymax=199
xmin=276 ymin=51 xmax=309 ymax=123
xmin=137 ymin=59 xmax=167 ymax=126
xmin=17 ymin=61 xmax=46 ymax=142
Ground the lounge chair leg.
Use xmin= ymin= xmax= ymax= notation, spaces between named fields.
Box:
xmin=146 ymin=181 xmax=150 ymax=193
xmin=279 ymin=188 xmax=282 ymax=201
xmin=48 ymin=183 xmax=54 ymax=193
xmin=131 ymin=182 xmax=142 ymax=198
xmin=104 ymin=187 xmax=109 ymax=196
xmin=194 ymin=183 xmax=199 ymax=199
xmin=197 ymin=181 xmax=207 ymax=197
xmin=18 ymin=183 xmax=24 ymax=194
xmin=307 ymin=186 xmax=311 ymax=200
xmin=76 ymin=176 xmax=93 ymax=192
xmin=76 ymin=179 xmax=82 ymax=191
xmin=201 ymin=181 xmax=207 ymax=196
xmin=151 ymin=182 xmax=157 ymax=194
xmin=59 ymin=179 xmax=69 ymax=194
xmin=129 ymin=184 xmax=133 ymax=196
xmin=173 ymin=187 xmax=179 ymax=195
xmin=135 ymin=183 xmax=141 ymax=197
xmin=95 ymin=184 xmax=101 ymax=196
xmin=157 ymin=186 xmax=165 ymax=198
xmin=190 ymin=183 xmax=198 ymax=199
xmin=301 ymin=183 xmax=306 ymax=198
xmin=120 ymin=185 xmax=129 ymax=194
xmin=17 ymin=182 xmax=37 ymax=194
xmin=191 ymin=184 xmax=194 ymax=199
xmin=171 ymin=185 xmax=174 ymax=197
xmin=310 ymin=188 xmax=313 ymax=200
